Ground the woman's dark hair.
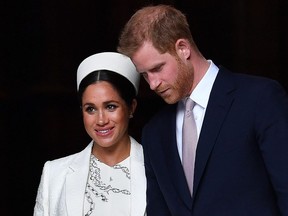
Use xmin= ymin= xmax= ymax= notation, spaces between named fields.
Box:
xmin=78 ymin=70 xmax=136 ymax=107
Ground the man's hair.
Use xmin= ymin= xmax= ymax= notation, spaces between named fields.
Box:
xmin=117 ymin=4 xmax=197 ymax=57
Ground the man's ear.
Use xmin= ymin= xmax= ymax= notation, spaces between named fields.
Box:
xmin=175 ymin=39 xmax=191 ymax=60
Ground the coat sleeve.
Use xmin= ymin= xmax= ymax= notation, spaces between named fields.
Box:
xmin=142 ymin=125 xmax=172 ymax=216
xmin=255 ymin=80 xmax=288 ymax=215
xmin=33 ymin=161 xmax=51 ymax=216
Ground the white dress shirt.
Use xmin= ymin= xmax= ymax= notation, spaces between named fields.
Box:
xmin=176 ymin=60 xmax=219 ymax=161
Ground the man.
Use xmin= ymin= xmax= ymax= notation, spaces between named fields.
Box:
xmin=117 ymin=4 xmax=288 ymax=216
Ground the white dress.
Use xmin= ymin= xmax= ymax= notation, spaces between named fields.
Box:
xmin=84 ymin=154 xmax=131 ymax=216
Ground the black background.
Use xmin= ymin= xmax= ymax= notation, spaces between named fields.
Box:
xmin=1 ymin=0 xmax=287 ymax=215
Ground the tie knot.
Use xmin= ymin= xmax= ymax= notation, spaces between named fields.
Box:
xmin=184 ymin=98 xmax=194 ymax=118
xmin=185 ymin=98 xmax=194 ymax=111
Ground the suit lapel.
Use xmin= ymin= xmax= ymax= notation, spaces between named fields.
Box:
xmin=130 ymin=137 xmax=147 ymax=216
xmin=65 ymin=142 xmax=93 ymax=216
xmin=193 ymin=68 xmax=236 ymax=197
xmin=161 ymin=105 xmax=193 ymax=208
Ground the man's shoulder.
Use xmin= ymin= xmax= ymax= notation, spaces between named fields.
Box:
xmin=218 ymin=66 xmax=283 ymax=90
xmin=144 ymin=103 xmax=177 ymax=129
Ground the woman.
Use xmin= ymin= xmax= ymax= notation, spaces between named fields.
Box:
xmin=33 ymin=52 xmax=146 ymax=216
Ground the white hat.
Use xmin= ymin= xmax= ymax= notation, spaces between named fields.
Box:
xmin=77 ymin=52 xmax=140 ymax=94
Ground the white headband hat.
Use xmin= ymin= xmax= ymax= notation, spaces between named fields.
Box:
xmin=77 ymin=52 xmax=140 ymax=94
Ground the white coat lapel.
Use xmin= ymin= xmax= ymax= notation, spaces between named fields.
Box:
xmin=130 ymin=137 xmax=147 ymax=216
xmin=65 ymin=142 xmax=93 ymax=216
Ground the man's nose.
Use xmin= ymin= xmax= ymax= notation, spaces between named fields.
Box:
xmin=147 ymin=73 xmax=160 ymax=91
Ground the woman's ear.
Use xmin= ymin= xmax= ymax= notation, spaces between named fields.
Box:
xmin=129 ymin=99 xmax=137 ymax=118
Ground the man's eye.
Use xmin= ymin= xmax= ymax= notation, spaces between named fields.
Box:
xmin=152 ymin=65 xmax=162 ymax=72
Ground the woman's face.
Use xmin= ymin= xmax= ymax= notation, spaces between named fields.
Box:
xmin=81 ymin=81 xmax=135 ymax=151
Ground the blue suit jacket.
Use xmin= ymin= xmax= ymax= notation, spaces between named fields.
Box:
xmin=142 ymin=67 xmax=288 ymax=216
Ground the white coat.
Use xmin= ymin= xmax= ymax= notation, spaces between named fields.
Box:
xmin=33 ymin=137 xmax=146 ymax=216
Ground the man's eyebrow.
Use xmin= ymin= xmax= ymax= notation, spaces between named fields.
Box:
xmin=142 ymin=62 xmax=164 ymax=73
xmin=150 ymin=62 xmax=164 ymax=71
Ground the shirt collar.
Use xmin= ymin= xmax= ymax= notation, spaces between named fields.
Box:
xmin=189 ymin=60 xmax=219 ymax=109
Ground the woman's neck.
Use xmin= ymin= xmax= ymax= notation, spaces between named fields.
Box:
xmin=92 ymin=137 xmax=131 ymax=166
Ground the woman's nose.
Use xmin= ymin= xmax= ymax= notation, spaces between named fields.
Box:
xmin=97 ymin=112 xmax=107 ymax=125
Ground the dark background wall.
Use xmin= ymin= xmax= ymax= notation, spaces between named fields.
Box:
xmin=1 ymin=0 xmax=287 ymax=215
